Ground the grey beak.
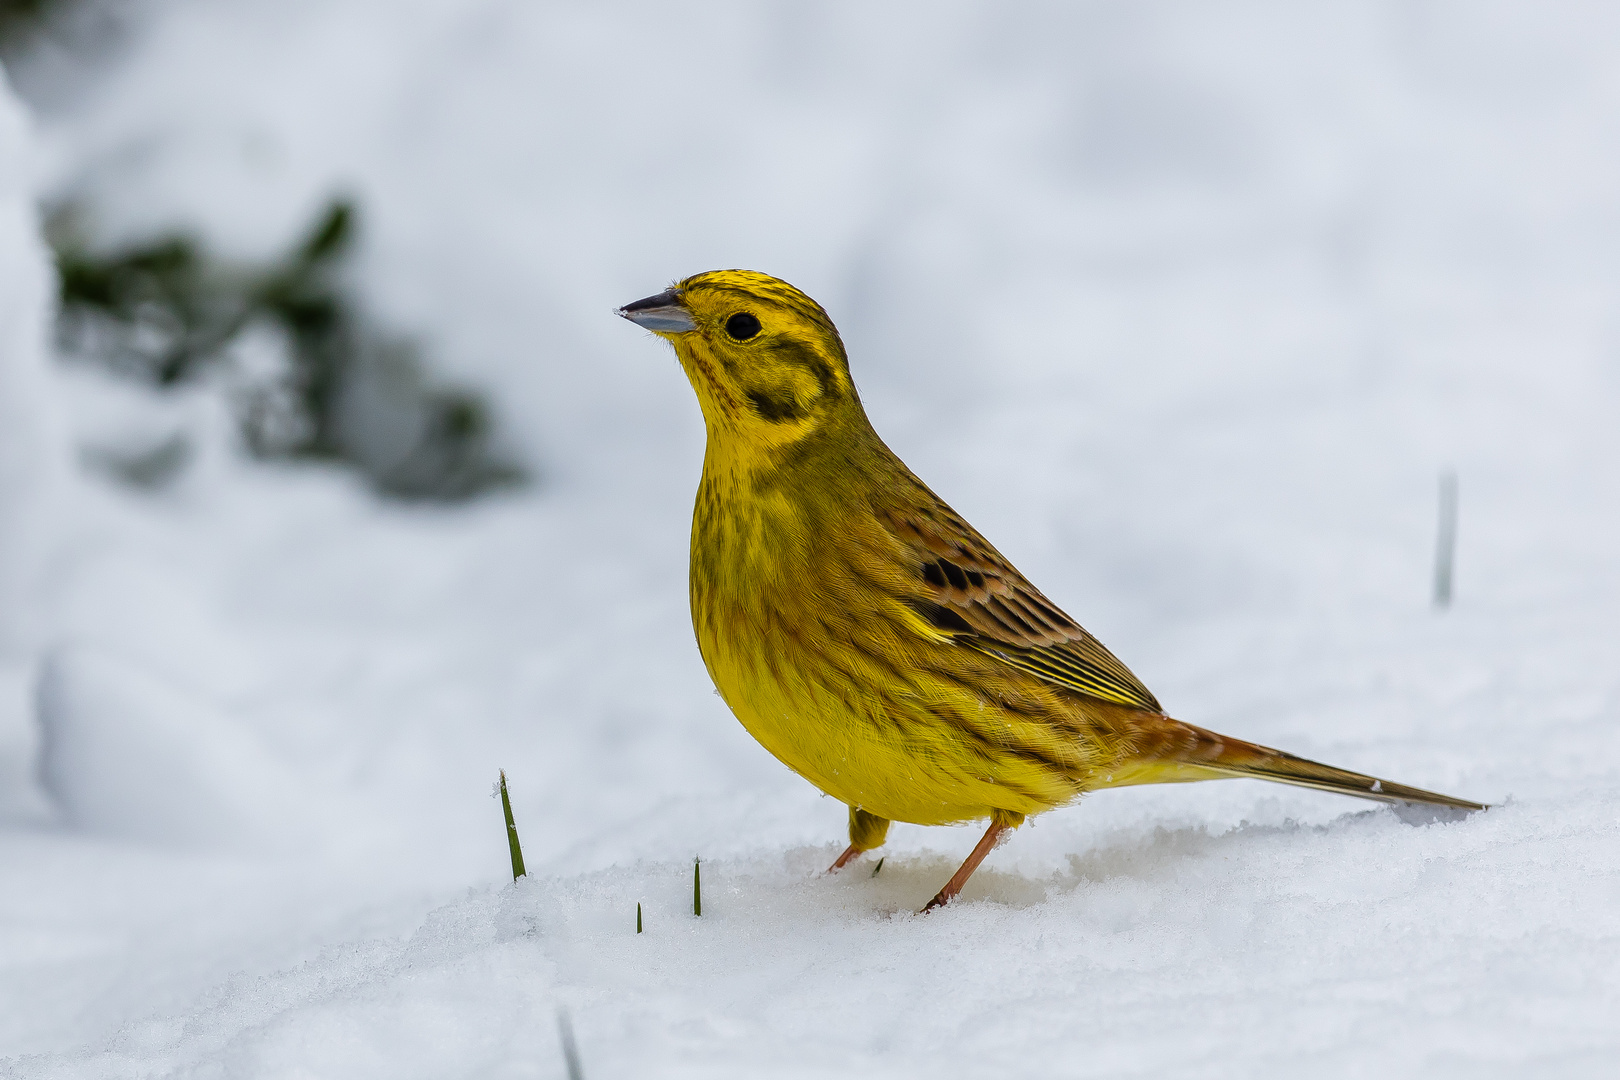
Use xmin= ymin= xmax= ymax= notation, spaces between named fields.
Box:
xmin=617 ymin=289 xmax=697 ymax=332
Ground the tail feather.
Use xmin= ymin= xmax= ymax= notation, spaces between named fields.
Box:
xmin=1095 ymin=716 xmax=1487 ymax=813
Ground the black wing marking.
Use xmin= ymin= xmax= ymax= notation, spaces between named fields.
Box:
xmin=885 ymin=501 xmax=1163 ymax=714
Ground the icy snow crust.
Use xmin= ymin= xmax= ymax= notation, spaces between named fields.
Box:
xmin=5 ymin=1 xmax=1620 ymax=1076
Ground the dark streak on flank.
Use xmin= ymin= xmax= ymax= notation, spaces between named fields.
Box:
xmin=907 ymin=598 xmax=975 ymax=635
xmin=939 ymin=717 xmax=1063 ymax=799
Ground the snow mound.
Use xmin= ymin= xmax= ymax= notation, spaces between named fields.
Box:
xmin=38 ymin=645 xmax=311 ymax=849
xmin=0 ymin=60 xmax=64 ymax=656
xmin=0 ymin=58 xmax=66 ymax=828
xmin=15 ymin=799 xmax=1618 ymax=1079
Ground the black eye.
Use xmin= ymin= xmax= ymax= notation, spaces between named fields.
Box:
xmin=725 ymin=312 xmax=761 ymax=340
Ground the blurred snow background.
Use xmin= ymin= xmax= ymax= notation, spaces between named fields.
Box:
xmin=2 ymin=1 xmax=1619 ymax=1076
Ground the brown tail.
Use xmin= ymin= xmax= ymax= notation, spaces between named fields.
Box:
xmin=1095 ymin=715 xmax=1487 ymax=813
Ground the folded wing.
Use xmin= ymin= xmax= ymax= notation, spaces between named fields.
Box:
xmin=880 ymin=494 xmax=1163 ymax=714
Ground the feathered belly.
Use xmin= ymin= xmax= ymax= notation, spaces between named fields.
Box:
xmin=692 ymin=588 xmax=1089 ymax=826
xmin=688 ymin=469 xmax=1107 ymax=825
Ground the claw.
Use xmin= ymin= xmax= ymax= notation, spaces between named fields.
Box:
xmin=920 ymin=819 xmax=1010 ymax=912
xmin=826 ymin=844 xmax=862 ymax=874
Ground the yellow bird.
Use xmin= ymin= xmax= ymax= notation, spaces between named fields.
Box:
xmin=618 ymin=269 xmax=1485 ymax=912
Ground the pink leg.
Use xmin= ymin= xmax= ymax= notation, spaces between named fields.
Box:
xmin=826 ymin=845 xmax=863 ymax=873
xmin=922 ymin=820 xmax=1011 ymax=912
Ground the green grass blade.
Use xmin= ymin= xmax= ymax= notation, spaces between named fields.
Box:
xmin=499 ymin=769 xmax=526 ymax=880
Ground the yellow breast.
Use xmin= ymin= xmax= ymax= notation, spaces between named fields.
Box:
xmin=688 ymin=456 xmax=1092 ymax=827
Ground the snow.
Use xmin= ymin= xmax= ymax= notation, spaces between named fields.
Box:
xmin=0 ymin=55 xmax=64 ymax=828
xmin=36 ymin=645 xmax=318 ymax=848
xmin=4 ymin=2 xmax=1620 ymax=1076
xmin=0 ymin=61 xmax=61 ymax=659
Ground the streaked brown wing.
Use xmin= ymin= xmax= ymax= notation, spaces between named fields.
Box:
xmin=879 ymin=492 xmax=1163 ymax=714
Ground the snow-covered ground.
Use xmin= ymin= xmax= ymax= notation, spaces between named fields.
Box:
xmin=3 ymin=2 xmax=1620 ymax=1076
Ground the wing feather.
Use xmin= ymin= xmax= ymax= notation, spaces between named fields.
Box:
xmin=879 ymin=494 xmax=1163 ymax=714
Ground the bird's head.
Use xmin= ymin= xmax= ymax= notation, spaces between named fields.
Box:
xmin=617 ymin=270 xmax=860 ymax=454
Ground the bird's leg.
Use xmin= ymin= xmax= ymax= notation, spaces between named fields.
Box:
xmin=827 ymin=845 xmax=863 ymax=873
xmin=922 ymin=813 xmax=1020 ymax=912
xmin=827 ymin=806 xmax=891 ymax=874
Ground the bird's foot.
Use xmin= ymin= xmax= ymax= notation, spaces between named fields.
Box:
xmin=920 ymin=819 xmax=1011 ymax=912
xmin=826 ymin=845 xmax=863 ymax=874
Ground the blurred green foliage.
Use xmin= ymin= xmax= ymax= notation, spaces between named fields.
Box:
xmin=0 ymin=0 xmax=79 ymax=56
xmin=0 ymin=0 xmax=51 ymax=39
xmin=50 ymin=199 xmax=525 ymax=500
xmin=9 ymin=1 xmax=524 ymax=501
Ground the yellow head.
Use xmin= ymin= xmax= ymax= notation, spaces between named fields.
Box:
xmin=617 ymin=270 xmax=861 ymax=455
